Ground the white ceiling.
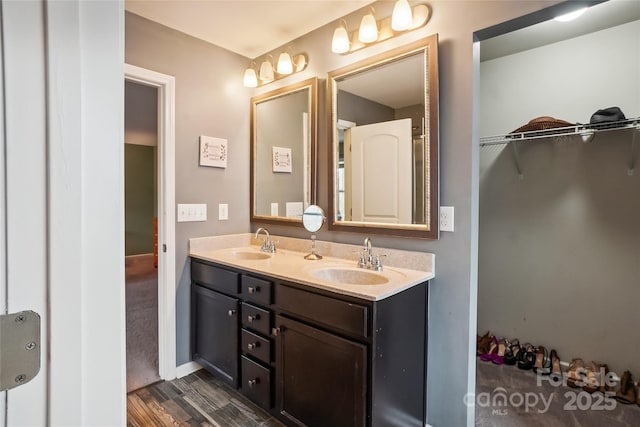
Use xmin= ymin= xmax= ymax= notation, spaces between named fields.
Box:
xmin=125 ymin=0 xmax=373 ymax=58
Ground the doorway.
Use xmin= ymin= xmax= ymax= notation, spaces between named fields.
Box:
xmin=124 ymin=64 xmax=177 ymax=389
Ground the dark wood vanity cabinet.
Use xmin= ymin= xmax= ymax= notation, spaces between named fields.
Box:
xmin=190 ymin=258 xmax=428 ymax=427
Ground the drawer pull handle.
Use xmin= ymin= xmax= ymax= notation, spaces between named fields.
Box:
xmin=248 ymin=378 xmax=259 ymax=388
xmin=247 ymin=342 xmax=260 ymax=350
xmin=271 ymin=327 xmax=280 ymax=337
xmin=228 ymin=310 xmax=236 ymax=317
xmin=247 ymin=314 xmax=260 ymax=323
xmin=248 ymin=286 xmax=259 ymax=294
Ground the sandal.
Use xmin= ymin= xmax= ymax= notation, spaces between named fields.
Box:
xmin=533 ymin=345 xmax=551 ymax=375
xmin=480 ymin=337 xmax=498 ymax=362
xmin=476 ymin=331 xmax=492 ymax=356
xmin=492 ymin=338 xmax=508 ymax=365
xmin=549 ymin=349 xmax=562 ymax=381
xmin=582 ymin=361 xmax=602 ymax=393
xmin=503 ymin=339 xmax=520 ymax=365
xmin=517 ymin=343 xmax=536 ymax=370
xmin=567 ymin=358 xmax=586 ymax=388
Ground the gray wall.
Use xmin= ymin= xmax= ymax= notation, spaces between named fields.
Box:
xmin=338 ymin=90 xmax=394 ymax=125
xmin=125 ymin=12 xmax=251 ymax=365
xmin=255 ymin=90 xmax=308 ymax=216
xmin=479 ymin=20 xmax=640 ymax=377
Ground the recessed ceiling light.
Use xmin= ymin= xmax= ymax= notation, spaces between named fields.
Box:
xmin=554 ymin=7 xmax=587 ymax=22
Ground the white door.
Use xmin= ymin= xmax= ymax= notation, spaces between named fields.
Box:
xmin=347 ymin=119 xmax=413 ymax=223
xmin=1 ymin=1 xmax=125 ymax=425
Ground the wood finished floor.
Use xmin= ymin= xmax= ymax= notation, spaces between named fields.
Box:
xmin=127 ymin=369 xmax=285 ymax=427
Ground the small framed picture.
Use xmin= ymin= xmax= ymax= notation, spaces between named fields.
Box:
xmin=272 ymin=146 xmax=292 ymax=173
xmin=199 ymin=136 xmax=227 ymax=168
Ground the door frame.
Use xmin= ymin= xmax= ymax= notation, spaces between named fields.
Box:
xmin=124 ymin=64 xmax=176 ymax=381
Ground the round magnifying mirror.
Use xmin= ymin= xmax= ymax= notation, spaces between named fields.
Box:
xmin=302 ymin=205 xmax=325 ymax=260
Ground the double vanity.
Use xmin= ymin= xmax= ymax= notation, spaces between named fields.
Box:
xmin=189 ymin=234 xmax=434 ymax=426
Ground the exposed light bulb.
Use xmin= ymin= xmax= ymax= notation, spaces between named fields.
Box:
xmin=358 ymin=10 xmax=378 ymax=43
xmin=554 ymin=7 xmax=587 ymax=22
xmin=277 ymin=52 xmax=293 ymax=75
xmin=392 ymin=0 xmax=412 ymax=31
xmin=332 ymin=22 xmax=350 ymax=53
xmin=243 ymin=67 xmax=257 ymax=87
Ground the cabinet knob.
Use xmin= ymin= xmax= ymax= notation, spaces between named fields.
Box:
xmin=228 ymin=310 xmax=236 ymax=317
xmin=271 ymin=327 xmax=280 ymax=336
xmin=248 ymin=286 xmax=259 ymax=294
xmin=248 ymin=378 xmax=259 ymax=388
xmin=247 ymin=314 xmax=260 ymax=323
xmin=247 ymin=342 xmax=260 ymax=350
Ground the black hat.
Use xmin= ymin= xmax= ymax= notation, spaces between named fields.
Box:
xmin=590 ymin=107 xmax=626 ymax=124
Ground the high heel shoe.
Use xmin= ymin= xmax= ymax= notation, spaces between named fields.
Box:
xmin=492 ymin=338 xmax=508 ymax=365
xmin=503 ymin=339 xmax=520 ymax=365
xmin=533 ymin=345 xmax=551 ymax=375
xmin=615 ymin=371 xmax=637 ymax=404
xmin=567 ymin=358 xmax=586 ymax=388
xmin=549 ymin=349 xmax=562 ymax=381
xmin=517 ymin=343 xmax=536 ymax=370
xmin=480 ymin=337 xmax=498 ymax=362
xmin=476 ymin=331 xmax=492 ymax=356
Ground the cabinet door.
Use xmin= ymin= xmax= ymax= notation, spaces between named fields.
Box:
xmin=191 ymin=284 xmax=239 ymax=387
xmin=275 ymin=315 xmax=367 ymax=427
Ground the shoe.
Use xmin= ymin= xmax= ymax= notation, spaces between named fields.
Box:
xmin=517 ymin=343 xmax=536 ymax=370
xmin=549 ymin=349 xmax=562 ymax=381
xmin=614 ymin=371 xmax=637 ymax=404
xmin=480 ymin=337 xmax=498 ymax=362
xmin=637 ymin=375 xmax=640 ymax=407
xmin=503 ymin=339 xmax=521 ymax=365
xmin=533 ymin=346 xmax=551 ymax=375
xmin=599 ymin=364 xmax=615 ymax=394
xmin=492 ymin=338 xmax=508 ymax=365
xmin=583 ymin=361 xmax=602 ymax=393
xmin=476 ymin=331 xmax=492 ymax=356
xmin=567 ymin=358 xmax=586 ymax=388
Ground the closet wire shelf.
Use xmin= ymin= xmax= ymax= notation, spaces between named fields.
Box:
xmin=479 ymin=117 xmax=640 ymax=177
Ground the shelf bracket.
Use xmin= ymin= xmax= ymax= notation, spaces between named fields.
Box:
xmin=629 ymin=127 xmax=639 ymax=176
xmin=509 ymin=141 xmax=524 ymax=179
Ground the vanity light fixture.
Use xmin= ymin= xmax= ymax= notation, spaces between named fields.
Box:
xmin=243 ymin=62 xmax=258 ymax=88
xmin=243 ymin=52 xmax=309 ymax=88
xmin=331 ymin=1 xmax=431 ymax=54
xmin=259 ymin=54 xmax=274 ymax=83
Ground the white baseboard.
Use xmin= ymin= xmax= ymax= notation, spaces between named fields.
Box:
xmin=176 ymin=361 xmax=202 ymax=378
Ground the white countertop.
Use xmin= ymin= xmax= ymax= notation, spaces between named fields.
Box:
xmin=189 ymin=234 xmax=434 ymax=301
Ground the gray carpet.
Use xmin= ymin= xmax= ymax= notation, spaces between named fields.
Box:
xmin=125 ymin=254 xmax=160 ymax=393
xmin=475 ymin=359 xmax=640 ymax=426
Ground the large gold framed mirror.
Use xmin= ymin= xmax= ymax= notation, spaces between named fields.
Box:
xmin=328 ymin=34 xmax=439 ymax=238
xmin=251 ymin=78 xmax=318 ymax=224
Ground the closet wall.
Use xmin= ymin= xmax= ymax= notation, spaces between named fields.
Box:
xmin=478 ymin=20 xmax=640 ymax=376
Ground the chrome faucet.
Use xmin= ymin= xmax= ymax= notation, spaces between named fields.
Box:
xmin=358 ymin=237 xmax=385 ymax=271
xmin=254 ymin=227 xmax=276 ymax=253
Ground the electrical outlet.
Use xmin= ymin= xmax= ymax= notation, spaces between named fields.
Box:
xmin=440 ymin=206 xmax=454 ymax=232
xmin=218 ymin=203 xmax=229 ymax=221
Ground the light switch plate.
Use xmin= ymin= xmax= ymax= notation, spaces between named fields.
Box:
xmin=218 ymin=203 xmax=229 ymax=221
xmin=440 ymin=206 xmax=454 ymax=232
xmin=177 ymin=204 xmax=207 ymax=222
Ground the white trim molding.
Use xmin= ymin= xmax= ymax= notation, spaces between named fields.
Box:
xmin=124 ymin=64 xmax=177 ymax=381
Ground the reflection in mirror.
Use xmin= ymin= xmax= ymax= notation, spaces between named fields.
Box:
xmin=302 ymin=205 xmax=326 ymax=260
xmin=328 ymin=34 xmax=439 ymax=238
xmin=251 ymin=78 xmax=317 ymax=224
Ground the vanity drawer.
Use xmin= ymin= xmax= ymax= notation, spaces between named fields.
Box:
xmin=241 ymin=355 xmax=272 ymax=409
xmin=241 ymin=302 xmax=271 ymax=336
xmin=276 ymin=284 xmax=368 ymax=339
xmin=241 ymin=329 xmax=271 ymax=364
xmin=191 ymin=260 xmax=239 ymax=295
xmin=241 ymin=275 xmax=272 ymax=306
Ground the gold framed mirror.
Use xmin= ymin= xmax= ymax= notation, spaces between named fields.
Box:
xmin=250 ymin=77 xmax=318 ymax=224
xmin=327 ymin=34 xmax=439 ymax=238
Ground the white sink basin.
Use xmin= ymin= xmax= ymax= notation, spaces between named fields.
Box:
xmin=229 ymin=250 xmax=272 ymax=261
xmin=310 ymin=267 xmax=390 ymax=285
